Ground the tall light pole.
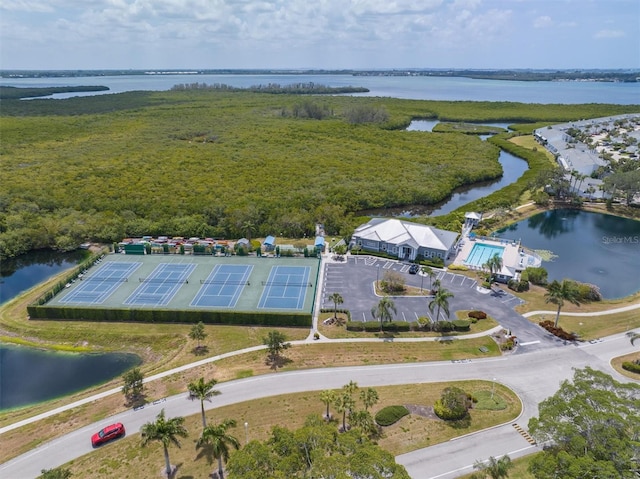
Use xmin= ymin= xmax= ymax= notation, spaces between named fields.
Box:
xmin=491 ymin=378 xmax=497 ymax=401
xmin=244 ymin=421 xmax=248 ymax=445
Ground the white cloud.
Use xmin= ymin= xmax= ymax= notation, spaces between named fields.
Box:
xmin=1 ymin=0 xmax=638 ymax=69
xmin=594 ymin=29 xmax=625 ymax=39
xmin=533 ymin=15 xmax=552 ymax=29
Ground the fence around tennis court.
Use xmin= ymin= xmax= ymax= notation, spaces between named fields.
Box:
xmin=27 ymin=304 xmax=311 ymax=327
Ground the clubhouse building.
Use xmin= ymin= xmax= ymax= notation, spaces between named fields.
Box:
xmin=350 ymin=218 xmax=458 ymax=262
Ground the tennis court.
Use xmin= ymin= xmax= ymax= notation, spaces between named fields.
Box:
xmin=125 ymin=263 xmax=196 ymax=306
xmin=50 ymin=254 xmax=319 ymax=315
xmin=191 ymin=264 xmax=253 ymax=308
xmin=60 ymin=262 xmax=141 ymax=304
xmin=258 ymin=265 xmax=311 ymax=310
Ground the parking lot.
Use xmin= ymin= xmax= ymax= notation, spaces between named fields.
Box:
xmin=319 ymin=255 xmax=558 ymax=350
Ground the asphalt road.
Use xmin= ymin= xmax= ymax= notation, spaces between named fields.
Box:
xmin=1 ymin=331 xmax=636 ymax=479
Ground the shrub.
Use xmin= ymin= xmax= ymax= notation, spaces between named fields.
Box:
xmin=434 ymin=321 xmax=454 ymax=332
xmin=363 ymin=321 xmax=382 ymax=332
xmin=525 ymin=267 xmax=548 ymax=286
xmin=420 ymin=257 xmax=444 ymax=268
xmin=375 ymin=405 xmax=410 ymax=426
xmin=508 ymin=279 xmax=530 ymax=292
xmin=622 ymin=361 xmax=640 ymax=374
xmin=468 ymin=311 xmax=487 ymax=320
xmin=415 ymin=316 xmax=432 ymax=331
xmin=576 ymin=282 xmax=602 ymax=302
xmin=481 ymin=281 xmax=491 ymax=289
xmin=539 ymin=320 xmax=577 ymax=341
xmin=452 ymin=320 xmax=471 ymax=331
xmin=501 ymin=339 xmax=515 ymax=351
xmin=447 ymin=264 xmax=469 ymax=271
xmin=433 ymin=386 xmax=471 ymax=420
xmin=346 ymin=321 xmax=364 ymax=332
xmin=384 ymin=321 xmax=411 ymax=332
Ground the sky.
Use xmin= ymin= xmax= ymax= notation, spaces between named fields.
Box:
xmin=1 ymin=0 xmax=638 ymax=70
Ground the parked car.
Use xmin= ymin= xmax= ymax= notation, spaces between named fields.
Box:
xmin=409 ymin=264 xmax=420 ymax=274
xmin=91 ymin=422 xmax=125 ymax=447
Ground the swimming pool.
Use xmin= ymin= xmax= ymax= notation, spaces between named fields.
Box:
xmin=465 ymin=243 xmax=505 ymax=267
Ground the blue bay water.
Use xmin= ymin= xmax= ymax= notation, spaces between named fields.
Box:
xmin=2 ymin=73 xmax=639 ymax=104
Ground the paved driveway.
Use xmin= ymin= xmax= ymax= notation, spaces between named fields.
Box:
xmin=320 ymin=255 xmax=560 ymax=353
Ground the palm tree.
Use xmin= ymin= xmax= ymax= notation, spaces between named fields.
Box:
xmin=360 ymin=387 xmax=379 ymax=411
xmin=371 ymin=297 xmax=397 ymax=331
xmin=140 ymin=409 xmax=188 ymax=478
xmin=241 ymin=220 xmax=255 ymax=242
xmin=473 ymin=455 xmax=513 ymax=479
xmin=188 ymin=377 xmax=221 ymax=429
xmin=432 ymin=278 xmax=441 ymax=294
xmin=320 ymin=389 xmax=336 ymax=420
xmin=483 ymin=253 xmax=503 ymax=288
xmin=428 ymin=287 xmax=454 ymax=322
xmin=545 ymin=279 xmax=581 ymax=328
xmin=334 ymin=391 xmax=356 ymax=432
xmin=196 ymin=419 xmax=240 ymax=479
xmin=328 ymin=292 xmax=344 ymax=320
xmin=421 ymin=265 xmax=435 ymax=292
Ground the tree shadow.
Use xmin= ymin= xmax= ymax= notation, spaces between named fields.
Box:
xmin=125 ymin=394 xmax=148 ymax=409
xmin=266 ymin=355 xmax=292 ymax=371
xmin=375 ymin=331 xmax=397 ymax=340
xmin=446 ymin=415 xmax=472 ymax=429
xmin=191 ymin=345 xmax=210 ymax=356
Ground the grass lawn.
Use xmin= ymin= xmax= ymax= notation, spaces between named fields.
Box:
xmin=526 ymin=309 xmax=640 ymax=341
xmin=47 ymin=380 xmax=520 ymax=479
xmin=508 ymin=135 xmax=555 ymax=162
xmin=611 ymin=350 xmax=640 ymax=380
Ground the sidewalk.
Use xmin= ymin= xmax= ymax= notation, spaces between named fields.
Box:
xmin=522 ymin=302 xmax=640 ymax=318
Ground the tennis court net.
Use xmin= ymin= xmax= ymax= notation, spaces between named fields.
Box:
xmin=261 ymin=281 xmax=313 ymax=287
xmin=139 ymin=277 xmax=188 ymax=284
xmin=200 ymin=279 xmax=250 ymax=286
xmin=81 ymin=276 xmax=128 ymax=283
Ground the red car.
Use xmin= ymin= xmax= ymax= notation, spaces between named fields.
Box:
xmin=91 ymin=422 xmax=125 ymax=447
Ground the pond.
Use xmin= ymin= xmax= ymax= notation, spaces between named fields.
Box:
xmin=0 ymin=249 xmax=142 ymax=410
xmin=0 ymin=344 xmax=141 ymax=410
xmin=496 ymin=209 xmax=640 ymax=299
xmin=0 ymin=249 xmax=88 ymax=304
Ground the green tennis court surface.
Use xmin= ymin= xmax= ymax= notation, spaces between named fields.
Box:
xmin=50 ymin=254 xmax=319 ymax=314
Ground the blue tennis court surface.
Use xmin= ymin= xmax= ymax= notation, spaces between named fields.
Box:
xmin=125 ymin=263 xmax=195 ymax=306
xmin=191 ymin=264 xmax=253 ymax=308
xmin=258 ymin=265 xmax=311 ymax=310
xmin=60 ymin=262 xmax=141 ymax=304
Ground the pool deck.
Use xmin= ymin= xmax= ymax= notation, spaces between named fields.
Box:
xmin=451 ymin=236 xmax=523 ymax=273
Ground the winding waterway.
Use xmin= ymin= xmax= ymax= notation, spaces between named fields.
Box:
xmin=361 ymin=121 xmax=528 ymax=217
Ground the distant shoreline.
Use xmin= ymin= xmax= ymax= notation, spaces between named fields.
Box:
xmin=2 ymin=68 xmax=638 ymax=83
